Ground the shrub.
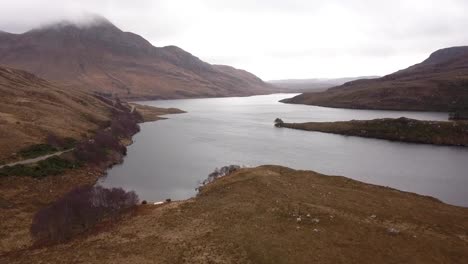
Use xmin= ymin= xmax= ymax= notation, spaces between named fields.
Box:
xmin=94 ymin=130 xmax=123 ymax=152
xmin=73 ymin=129 xmax=126 ymax=165
xmin=18 ymin=144 xmax=58 ymax=159
xmin=0 ymin=156 xmax=77 ymax=178
xmin=110 ymin=111 xmax=140 ymax=138
xmin=31 ymin=185 xmax=139 ymax=244
xmin=73 ymin=103 xmax=141 ymax=166
xmin=62 ymin=137 xmax=78 ymax=149
xmin=46 ymin=134 xmax=64 ymax=149
xmin=197 ymin=165 xmax=241 ymax=192
xmin=73 ymin=140 xmax=107 ymax=164
xmin=274 ymin=118 xmax=284 ymax=127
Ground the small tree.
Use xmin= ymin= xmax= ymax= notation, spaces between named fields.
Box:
xmin=196 ymin=165 xmax=241 ymax=193
xmin=31 ymin=185 xmax=139 ymax=244
xmin=274 ymin=118 xmax=284 ymax=127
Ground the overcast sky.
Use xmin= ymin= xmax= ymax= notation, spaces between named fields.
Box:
xmin=0 ymin=0 xmax=467 ymax=80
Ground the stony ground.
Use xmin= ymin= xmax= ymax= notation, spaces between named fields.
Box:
xmin=3 ymin=166 xmax=467 ymax=263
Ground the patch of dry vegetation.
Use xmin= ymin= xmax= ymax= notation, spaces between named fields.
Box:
xmin=0 ymin=66 xmax=113 ymax=163
xmin=130 ymin=103 xmax=185 ymax=122
xmin=4 ymin=166 xmax=467 ymax=263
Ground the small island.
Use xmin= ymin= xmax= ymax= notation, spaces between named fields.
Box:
xmin=277 ymin=117 xmax=468 ymax=147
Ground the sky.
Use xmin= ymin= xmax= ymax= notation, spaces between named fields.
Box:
xmin=0 ymin=0 xmax=467 ymax=80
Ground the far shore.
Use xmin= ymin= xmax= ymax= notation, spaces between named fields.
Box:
xmin=277 ymin=117 xmax=468 ymax=147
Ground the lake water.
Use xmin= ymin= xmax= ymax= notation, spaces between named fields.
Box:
xmin=101 ymin=94 xmax=468 ymax=207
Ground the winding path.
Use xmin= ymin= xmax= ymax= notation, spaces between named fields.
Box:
xmin=0 ymin=149 xmax=74 ymax=169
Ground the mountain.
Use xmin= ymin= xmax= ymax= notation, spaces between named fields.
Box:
xmin=269 ymin=76 xmax=379 ymax=93
xmin=0 ymin=65 xmax=115 ymax=161
xmin=0 ymin=16 xmax=274 ymax=99
xmin=282 ymin=46 xmax=468 ymax=111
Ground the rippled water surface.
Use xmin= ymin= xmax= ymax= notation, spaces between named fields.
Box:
xmin=101 ymin=94 xmax=468 ymax=207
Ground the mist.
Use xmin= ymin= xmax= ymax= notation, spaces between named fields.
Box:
xmin=1 ymin=0 xmax=467 ymax=79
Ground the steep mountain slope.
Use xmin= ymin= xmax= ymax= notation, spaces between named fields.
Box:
xmin=0 ymin=16 xmax=274 ymax=99
xmin=283 ymin=47 xmax=468 ymax=111
xmin=0 ymin=66 xmax=115 ymax=161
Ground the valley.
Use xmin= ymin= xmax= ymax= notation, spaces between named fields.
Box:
xmin=1 ymin=7 xmax=468 ymax=263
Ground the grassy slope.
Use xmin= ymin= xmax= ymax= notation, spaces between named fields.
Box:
xmin=0 ymin=21 xmax=276 ymax=100
xmin=282 ymin=47 xmax=468 ymax=112
xmin=0 ymin=66 xmax=184 ymax=254
xmin=130 ymin=103 xmax=185 ymax=122
xmin=0 ymin=66 xmax=113 ymax=162
xmin=4 ymin=166 xmax=468 ymax=263
xmin=280 ymin=118 xmax=468 ymax=146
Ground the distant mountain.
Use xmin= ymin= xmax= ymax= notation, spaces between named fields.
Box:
xmin=0 ymin=15 xmax=275 ymax=99
xmin=283 ymin=46 xmax=468 ymax=111
xmin=269 ymin=76 xmax=379 ymax=93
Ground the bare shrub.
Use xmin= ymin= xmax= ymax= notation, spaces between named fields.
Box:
xmin=274 ymin=118 xmax=284 ymax=127
xmin=46 ymin=133 xmax=64 ymax=148
xmin=110 ymin=110 xmax=140 ymax=138
xmin=31 ymin=185 xmax=138 ymax=244
xmin=73 ymin=102 xmax=141 ymax=165
xmin=197 ymin=165 xmax=241 ymax=192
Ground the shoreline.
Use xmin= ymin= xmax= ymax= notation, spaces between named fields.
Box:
xmin=4 ymin=165 xmax=468 ymax=262
xmin=278 ymin=117 xmax=468 ymax=147
xmin=0 ymin=104 xmax=184 ymax=255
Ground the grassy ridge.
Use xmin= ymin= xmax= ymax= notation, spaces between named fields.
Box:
xmin=280 ymin=117 xmax=468 ymax=146
xmin=6 ymin=165 xmax=468 ymax=263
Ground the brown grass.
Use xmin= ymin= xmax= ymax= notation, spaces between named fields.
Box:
xmin=0 ymin=66 xmax=113 ymax=162
xmin=3 ymin=166 xmax=467 ymax=263
xmin=130 ymin=103 xmax=185 ymax=122
xmin=0 ymin=65 xmax=184 ymax=255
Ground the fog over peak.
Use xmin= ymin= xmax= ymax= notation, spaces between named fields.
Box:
xmin=29 ymin=13 xmax=115 ymax=32
xmin=0 ymin=0 xmax=468 ymax=79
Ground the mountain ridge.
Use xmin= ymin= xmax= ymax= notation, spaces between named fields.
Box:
xmin=283 ymin=46 xmax=468 ymax=111
xmin=0 ymin=16 xmax=275 ymax=99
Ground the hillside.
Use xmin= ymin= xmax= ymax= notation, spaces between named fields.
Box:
xmin=0 ymin=16 xmax=275 ymax=100
xmin=3 ymin=166 xmax=468 ymax=263
xmin=269 ymin=76 xmax=379 ymax=93
xmin=0 ymin=66 xmax=115 ymax=162
xmin=282 ymin=46 xmax=468 ymax=111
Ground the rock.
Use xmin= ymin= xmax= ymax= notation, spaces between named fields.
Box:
xmin=387 ymin=228 xmax=400 ymax=235
xmin=296 ymin=217 xmax=302 ymax=223
xmin=312 ymin=218 xmax=320 ymax=223
xmin=370 ymin=214 xmax=377 ymax=219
